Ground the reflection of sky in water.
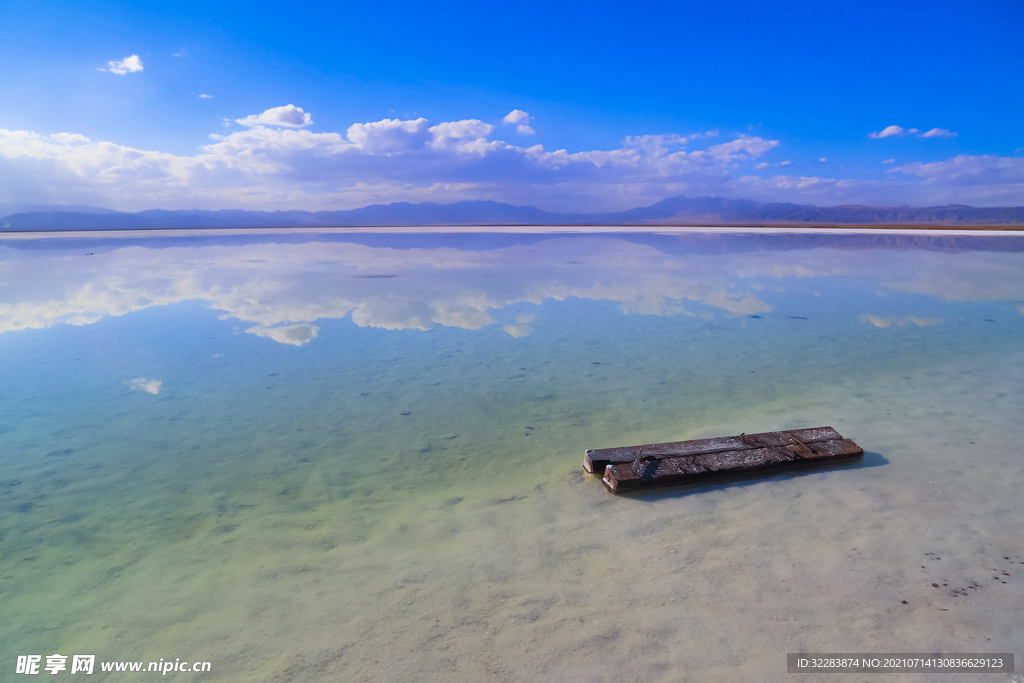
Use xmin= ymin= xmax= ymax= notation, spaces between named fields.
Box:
xmin=1 ymin=230 xmax=1023 ymax=682
xmin=4 ymin=232 xmax=1024 ymax=340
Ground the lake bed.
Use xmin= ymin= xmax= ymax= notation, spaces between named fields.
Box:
xmin=2 ymin=229 xmax=1022 ymax=682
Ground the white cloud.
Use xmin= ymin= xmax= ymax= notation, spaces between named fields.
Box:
xmin=129 ymin=377 xmax=162 ymax=394
xmin=0 ymin=108 xmax=1013 ymax=212
xmin=892 ymin=154 xmax=1024 ymax=187
xmin=50 ymin=132 xmax=90 ymax=144
xmin=871 ymin=125 xmax=957 ymax=140
xmin=503 ymin=109 xmax=531 ymax=125
xmin=706 ymin=135 xmax=779 ymax=160
xmin=622 ymin=134 xmax=690 ymax=156
xmin=870 ymin=125 xmax=905 ymax=139
xmin=101 ymin=55 xmax=143 ymax=75
xmin=882 ymin=158 xmax=895 ymax=164
xmin=197 ymin=94 xmax=213 ymax=99
xmin=502 ymin=110 xmax=535 ymax=135
xmin=346 ymin=118 xmax=431 ymax=153
xmin=236 ymin=105 xmax=313 ymax=128
xmin=755 ymin=159 xmax=791 ymax=170
xmin=428 ymin=119 xmax=495 ymax=150
xmin=920 ymin=128 xmax=957 ymax=138
xmin=726 ymin=158 xmax=1024 ymax=206
xmin=0 ymin=119 xmax=787 ymax=212
xmin=819 ymin=158 xmax=827 ymax=162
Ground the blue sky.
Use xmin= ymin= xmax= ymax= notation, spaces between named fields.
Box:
xmin=1 ymin=0 xmax=1022 ymax=213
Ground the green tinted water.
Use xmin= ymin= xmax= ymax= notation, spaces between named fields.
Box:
xmin=2 ymin=230 xmax=1023 ymax=681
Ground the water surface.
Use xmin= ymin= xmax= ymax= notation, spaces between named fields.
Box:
xmin=2 ymin=229 xmax=1023 ymax=682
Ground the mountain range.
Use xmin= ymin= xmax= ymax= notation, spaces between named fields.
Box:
xmin=2 ymin=196 xmax=1023 ymax=230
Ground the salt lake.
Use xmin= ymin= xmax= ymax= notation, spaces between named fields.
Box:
xmin=1 ymin=228 xmax=1022 ymax=682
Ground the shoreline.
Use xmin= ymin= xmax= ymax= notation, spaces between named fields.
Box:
xmin=2 ymin=223 xmax=1024 ymax=239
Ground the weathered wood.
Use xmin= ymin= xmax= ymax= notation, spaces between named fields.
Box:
xmin=584 ymin=426 xmax=844 ymax=474
xmin=585 ymin=427 xmax=864 ymax=493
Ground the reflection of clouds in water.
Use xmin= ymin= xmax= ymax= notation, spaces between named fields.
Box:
xmin=246 ymin=323 xmax=319 ymax=346
xmin=350 ymin=297 xmax=432 ymax=331
xmin=527 ymin=279 xmax=761 ymax=317
xmin=129 ymin=377 xmax=162 ymax=394
xmin=879 ymin=252 xmax=1024 ymax=303
xmin=504 ymin=314 xmax=534 ymax=338
xmin=0 ymin=239 xmax=771 ymax=341
xmin=0 ymin=278 xmax=180 ymax=333
xmin=733 ymin=249 xmax=1024 ymax=305
xmin=860 ymin=315 xmax=943 ymax=329
xmin=2 ymin=237 xmax=1023 ymax=344
xmin=349 ymin=296 xmax=495 ymax=332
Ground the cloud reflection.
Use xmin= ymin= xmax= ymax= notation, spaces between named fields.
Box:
xmin=504 ymin=314 xmax=534 ymax=338
xmin=247 ymin=323 xmax=319 ymax=346
xmin=1 ymin=235 xmax=1022 ymax=345
xmin=860 ymin=315 xmax=942 ymax=329
xmin=129 ymin=377 xmax=162 ymax=394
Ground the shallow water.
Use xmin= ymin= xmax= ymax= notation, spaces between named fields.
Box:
xmin=1 ymin=229 xmax=1023 ymax=682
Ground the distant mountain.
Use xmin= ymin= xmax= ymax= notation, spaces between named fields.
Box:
xmin=603 ymin=196 xmax=1024 ymax=225
xmin=0 ymin=201 xmax=579 ymax=230
xmin=2 ymin=197 xmax=1023 ymax=231
xmin=5 ymin=204 xmax=124 ymax=215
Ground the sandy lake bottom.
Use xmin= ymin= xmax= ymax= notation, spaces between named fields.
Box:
xmin=1 ymin=229 xmax=1023 ymax=682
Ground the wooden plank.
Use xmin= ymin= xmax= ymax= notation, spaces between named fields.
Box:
xmin=584 ymin=426 xmax=844 ymax=474
xmin=600 ymin=436 xmax=863 ymax=493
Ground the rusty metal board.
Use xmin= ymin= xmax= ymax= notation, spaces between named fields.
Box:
xmin=585 ymin=427 xmax=863 ymax=493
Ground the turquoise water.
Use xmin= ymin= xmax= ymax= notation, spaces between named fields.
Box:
xmin=1 ymin=229 xmax=1023 ymax=682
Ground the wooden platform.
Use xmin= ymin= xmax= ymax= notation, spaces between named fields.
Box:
xmin=585 ymin=427 xmax=863 ymax=493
